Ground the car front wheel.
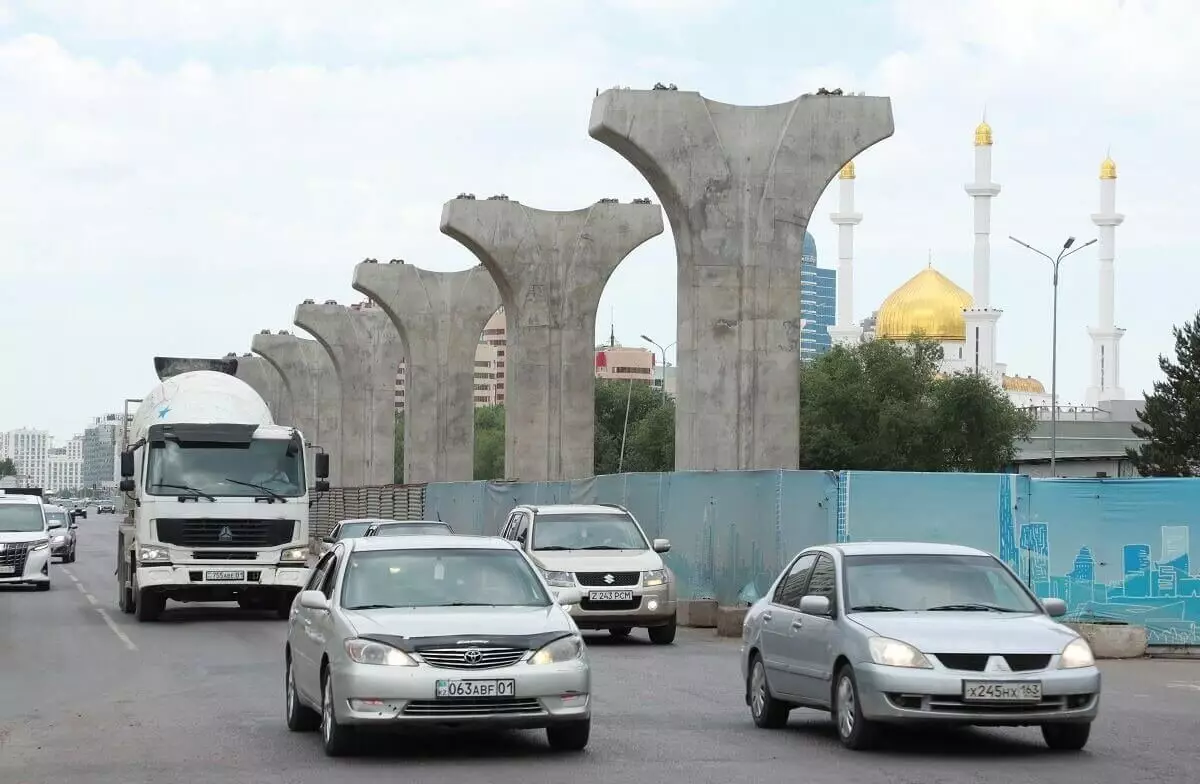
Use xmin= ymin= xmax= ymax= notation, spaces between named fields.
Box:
xmin=321 ymin=673 xmax=354 ymax=756
xmin=546 ymin=719 xmax=590 ymax=751
xmin=832 ymin=665 xmax=880 ymax=750
xmin=1041 ymin=722 xmax=1091 ymax=751
xmin=285 ymin=657 xmax=319 ymax=732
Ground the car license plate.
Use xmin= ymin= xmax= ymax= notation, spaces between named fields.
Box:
xmin=962 ymin=680 xmax=1043 ymax=702
xmin=204 ymin=570 xmax=246 ymax=581
xmin=588 ymin=590 xmax=634 ymax=601
xmin=0 ymin=565 xmax=14 ymax=575
xmin=435 ymin=679 xmax=516 ymax=698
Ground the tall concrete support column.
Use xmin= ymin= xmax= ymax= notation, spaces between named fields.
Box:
xmin=353 ymin=259 xmax=501 ymax=483
xmin=294 ymin=301 xmax=403 ymax=487
xmin=251 ymin=330 xmax=343 ymax=484
xmin=589 ymin=89 xmax=894 ymax=470
xmin=441 ymin=197 xmax=663 ymax=481
xmin=230 ymin=352 xmax=293 ymax=425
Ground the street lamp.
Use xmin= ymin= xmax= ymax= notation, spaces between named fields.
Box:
xmin=1008 ymin=235 xmax=1098 ymax=477
xmin=640 ymin=334 xmax=676 ymax=399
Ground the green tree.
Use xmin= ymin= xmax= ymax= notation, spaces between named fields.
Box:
xmin=474 ymin=405 xmax=506 ymax=480
xmin=1127 ymin=312 xmax=1200 ymax=476
xmin=798 ymin=338 xmax=1033 ymax=472
xmin=0 ymin=457 xmax=15 ymax=478
xmin=593 ymin=379 xmax=675 ymax=475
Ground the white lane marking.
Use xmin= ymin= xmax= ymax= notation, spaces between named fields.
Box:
xmin=96 ymin=608 xmax=137 ymax=651
xmin=62 ymin=568 xmax=79 ymax=583
xmin=1167 ymin=681 xmax=1200 ymax=691
xmin=83 ymin=593 xmax=97 ymax=605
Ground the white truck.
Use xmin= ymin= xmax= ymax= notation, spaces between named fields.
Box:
xmin=116 ymin=356 xmax=330 ymax=622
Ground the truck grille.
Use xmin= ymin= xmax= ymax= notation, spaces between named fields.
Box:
xmin=155 ymin=519 xmax=295 ymax=548
xmin=575 ymin=571 xmax=640 ymax=587
xmin=0 ymin=541 xmax=30 ymax=576
xmin=417 ymin=647 xmax=527 ymax=669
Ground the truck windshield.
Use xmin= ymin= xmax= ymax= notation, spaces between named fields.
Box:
xmin=146 ymin=439 xmax=306 ymax=498
xmin=0 ymin=504 xmax=45 ymax=532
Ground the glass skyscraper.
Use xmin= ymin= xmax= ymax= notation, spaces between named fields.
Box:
xmin=800 ymin=231 xmax=836 ymax=359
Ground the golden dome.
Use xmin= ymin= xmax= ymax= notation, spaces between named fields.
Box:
xmin=1100 ymin=155 xmax=1117 ymax=179
xmin=876 ymin=267 xmax=974 ymax=342
xmin=839 ymin=160 xmax=856 ymax=180
xmin=1002 ymin=374 xmax=1047 ymax=394
xmin=974 ymin=121 xmax=993 ymax=146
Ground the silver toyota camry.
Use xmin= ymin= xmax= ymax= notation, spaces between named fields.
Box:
xmin=284 ymin=534 xmax=591 ymax=756
xmin=740 ymin=541 xmax=1101 ymax=751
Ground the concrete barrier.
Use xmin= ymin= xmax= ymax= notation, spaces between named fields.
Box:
xmin=679 ymin=599 xmax=719 ymax=628
xmin=716 ymin=606 xmax=747 ymax=638
xmin=1066 ymin=621 xmax=1148 ymax=659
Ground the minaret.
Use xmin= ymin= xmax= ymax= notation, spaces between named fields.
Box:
xmin=1086 ymin=153 xmax=1126 ymax=406
xmin=827 ymin=160 xmax=863 ymax=346
xmin=961 ymin=118 xmax=1003 ymax=381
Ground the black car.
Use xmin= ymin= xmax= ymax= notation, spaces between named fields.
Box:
xmin=70 ymin=505 xmax=88 ymax=521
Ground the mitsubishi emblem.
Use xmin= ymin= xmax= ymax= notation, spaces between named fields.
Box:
xmin=985 ymin=656 xmax=1012 ymax=673
xmin=462 ymin=648 xmax=483 ymax=664
xmin=603 ymin=574 xmax=615 ymax=584
xmin=218 ymin=526 xmax=234 ymax=543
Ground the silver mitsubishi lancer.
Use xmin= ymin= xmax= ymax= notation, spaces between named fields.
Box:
xmin=284 ymin=534 xmax=591 ymax=756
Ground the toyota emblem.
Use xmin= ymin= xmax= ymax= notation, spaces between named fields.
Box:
xmin=603 ymin=574 xmax=615 ymax=584
xmin=462 ymin=648 xmax=483 ymax=664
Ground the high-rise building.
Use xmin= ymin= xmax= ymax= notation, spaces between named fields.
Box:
xmin=800 ymin=232 xmax=837 ymax=360
xmin=0 ymin=428 xmax=51 ymax=488
xmin=82 ymin=414 xmax=127 ymax=490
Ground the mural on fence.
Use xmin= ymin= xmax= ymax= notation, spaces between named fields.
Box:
xmin=424 ymin=470 xmax=1200 ymax=646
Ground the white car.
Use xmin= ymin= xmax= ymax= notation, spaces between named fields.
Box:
xmin=0 ymin=492 xmax=52 ymax=590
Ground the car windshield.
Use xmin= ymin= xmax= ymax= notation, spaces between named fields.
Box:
xmin=0 ymin=504 xmax=45 ymax=532
xmin=146 ymin=437 xmax=306 ymax=498
xmin=372 ymin=522 xmax=453 ymax=536
xmin=531 ymin=513 xmax=647 ymax=551
xmin=45 ymin=511 xmax=68 ymax=528
xmin=336 ymin=522 xmax=375 ymax=540
xmin=341 ymin=548 xmax=550 ymax=609
xmin=844 ymin=553 xmax=1041 ymax=613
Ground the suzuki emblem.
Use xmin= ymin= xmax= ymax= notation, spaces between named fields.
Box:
xmin=218 ymin=526 xmax=234 ymax=543
xmin=462 ymin=648 xmax=483 ymax=664
xmin=603 ymin=574 xmax=615 ymax=584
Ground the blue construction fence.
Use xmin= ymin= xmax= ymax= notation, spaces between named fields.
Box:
xmin=423 ymin=471 xmax=1200 ymax=647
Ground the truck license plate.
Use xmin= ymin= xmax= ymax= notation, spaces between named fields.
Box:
xmin=588 ymin=590 xmax=634 ymax=601
xmin=205 ymin=570 xmax=246 ymax=581
xmin=435 ymin=679 xmax=516 ymax=698
xmin=962 ymin=680 xmax=1043 ymax=702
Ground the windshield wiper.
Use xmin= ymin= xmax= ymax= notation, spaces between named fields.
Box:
xmin=926 ymin=603 xmax=1024 ymax=613
xmin=849 ymin=604 xmax=906 ymax=612
xmin=578 ymin=545 xmax=626 ymax=550
xmin=151 ymin=483 xmax=215 ymax=501
xmin=223 ymin=478 xmax=285 ymax=501
xmin=534 ymin=546 xmax=571 ymax=551
xmin=345 ymin=604 xmax=399 ymax=610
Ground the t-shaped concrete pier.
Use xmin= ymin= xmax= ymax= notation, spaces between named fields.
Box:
xmin=293 ymin=302 xmax=403 ymax=487
xmin=353 ymin=259 xmax=501 ymax=484
xmin=251 ymin=330 xmax=343 ymax=484
xmin=442 ymin=197 xmax=663 ymax=481
xmin=589 ymin=89 xmax=894 ymax=470
xmin=230 ymin=352 xmax=293 ymax=425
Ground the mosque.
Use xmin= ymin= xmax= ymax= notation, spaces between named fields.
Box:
xmin=825 ymin=119 xmax=1127 ymax=410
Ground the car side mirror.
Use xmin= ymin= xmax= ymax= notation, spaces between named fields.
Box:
xmin=554 ymin=587 xmax=582 ymax=606
xmin=119 ymin=450 xmax=135 ymax=478
xmin=314 ymin=452 xmax=330 ymax=479
xmin=798 ymin=595 xmax=831 ymax=616
xmin=119 ymin=479 xmax=135 ymax=492
xmin=1042 ymin=597 xmax=1068 ymax=618
xmin=321 ymin=536 xmax=335 ymax=544
xmin=652 ymin=538 xmax=671 ymax=553
xmin=298 ymin=590 xmax=330 ymax=611
xmin=69 ymin=522 xmax=78 ymax=529
xmin=314 ymin=480 xmax=330 ymax=492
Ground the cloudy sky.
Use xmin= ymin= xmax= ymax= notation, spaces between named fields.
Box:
xmin=2 ymin=0 xmax=1196 ymax=443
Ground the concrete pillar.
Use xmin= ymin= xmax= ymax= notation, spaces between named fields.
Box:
xmin=251 ymin=330 xmax=343 ymax=485
xmin=293 ymin=301 xmax=403 ymax=487
xmin=353 ymin=259 xmax=501 ymax=483
xmin=589 ymin=89 xmax=894 ymax=470
xmin=229 ymin=352 xmax=292 ymax=425
xmin=441 ymin=197 xmax=663 ymax=481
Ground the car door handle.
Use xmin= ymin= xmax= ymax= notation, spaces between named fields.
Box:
xmin=791 ymin=619 xmax=804 ymax=630
xmin=761 ymin=611 xmax=773 ymax=622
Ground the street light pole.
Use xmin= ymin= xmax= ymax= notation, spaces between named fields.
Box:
xmin=640 ymin=334 xmax=676 ymax=401
xmin=1008 ymin=235 xmax=1097 ymax=477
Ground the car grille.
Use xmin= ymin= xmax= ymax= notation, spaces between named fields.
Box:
xmin=579 ymin=597 xmax=641 ymax=611
xmin=155 ymin=519 xmax=295 ymax=548
xmin=575 ymin=571 xmax=640 ymax=587
xmin=417 ymin=647 xmax=527 ymax=669
xmin=933 ymin=653 xmax=1053 ymax=672
xmin=887 ymin=692 xmax=1094 ymax=714
xmin=403 ymin=698 xmax=543 ymax=716
xmin=0 ymin=541 xmax=31 ymax=575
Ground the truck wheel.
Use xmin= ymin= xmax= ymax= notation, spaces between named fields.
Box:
xmin=136 ymin=589 xmax=165 ymax=622
xmin=117 ymin=557 xmax=135 ymax=614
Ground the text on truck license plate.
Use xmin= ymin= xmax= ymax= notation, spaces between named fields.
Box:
xmin=436 ymin=679 xmax=516 ymax=698
xmin=205 ymin=570 xmax=246 ymax=581
xmin=962 ymin=680 xmax=1042 ymax=702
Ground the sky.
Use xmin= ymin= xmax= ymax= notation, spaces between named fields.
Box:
xmin=2 ymin=0 xmax=1197 ymax=443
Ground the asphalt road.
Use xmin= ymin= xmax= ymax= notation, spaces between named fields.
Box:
xmin=2 ymin=514 xmax=1198 ymax=783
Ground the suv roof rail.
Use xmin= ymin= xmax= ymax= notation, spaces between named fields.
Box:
xmin=0 ymin=487 xmax=43 ymax=498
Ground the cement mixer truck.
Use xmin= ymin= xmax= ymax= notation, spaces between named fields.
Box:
xmin=115 ymin=356 xmax=330 ymax=622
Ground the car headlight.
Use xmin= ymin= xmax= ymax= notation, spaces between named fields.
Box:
xmin=1058 ymin=637 xmax=1096 ymax=669
xmin=867 ymin=636 xmax=933 ymax=669
xmin=529 ymin=634 xmax=584 ymax=665
xmin=643 ymin=569 xmax=668 ymax=587
xmin=31 ymin=540 xmax=49 ymax=552
xmin=280 ymin=546 xmax=309 ymax=563
xmin=50 ymin=535 xmax=66 ymax=543
xmin=138 ymin=545 xmax=170 ymax=563
xmin=344 ymin=638 xmax=418 ymax=667
xmin=543 ymin=570 xmax=575 ymax=588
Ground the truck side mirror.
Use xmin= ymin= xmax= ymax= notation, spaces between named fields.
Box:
xmin=315 ymin=480 xmax=330 ymax=492
xmin=315 ymin=452 xmax=330 ymax=479
xmin=119 ymin=479 xmax=135 ymax=492
xmin=119 ymin=450 xmax=135 ymax=478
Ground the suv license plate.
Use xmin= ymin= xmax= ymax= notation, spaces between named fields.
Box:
xmin=205 ymin=570 xmax=246 ymax=581
xmin=436 ymin=679 xmax=516 ymax=698
xmin=588 ymin=590 xmax=634 ymax=601
xmin=0 ymin=565 xmax=14 ymax=575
